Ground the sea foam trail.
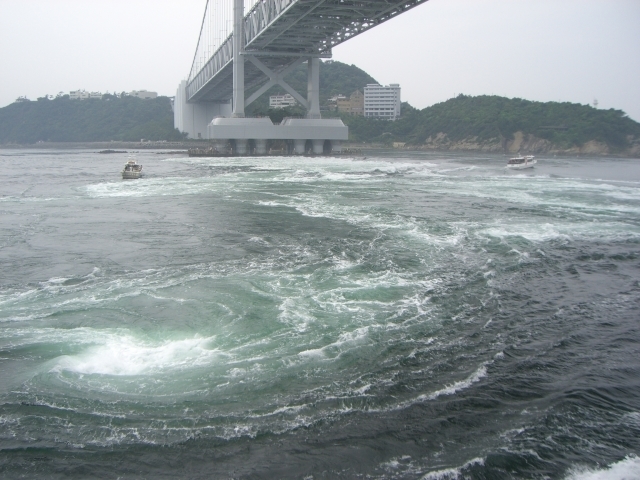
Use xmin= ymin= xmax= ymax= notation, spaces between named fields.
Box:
xmin=420 ymin=457 xmax=486 ymax=479
xmin=564 ymin=455 xmax=640 ymax=480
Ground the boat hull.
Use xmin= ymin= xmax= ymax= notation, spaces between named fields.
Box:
xmin=122 ymin=170 xmax=142 ymax=179
xmin=506 ymin=159 xmax=537 ymax=170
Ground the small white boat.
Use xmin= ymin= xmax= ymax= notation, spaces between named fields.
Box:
xmin=122 ymin=157 xmax=143 ymax=179
xmin=506 ymin=155 xmax=536 ymax=169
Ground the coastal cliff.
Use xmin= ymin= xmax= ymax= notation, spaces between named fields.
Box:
xmin=415 ymin=131 xmax=640 ymax=157
xmin=344 ymin=94 xmax=640 ymax=157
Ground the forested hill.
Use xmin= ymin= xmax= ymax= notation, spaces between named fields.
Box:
xmin=344 ymin=95 xmax=640 ymax=155
xmin=0 ymin=60 xmax=375 ymax=144
xmin=0 ymin=96 xmax=183 ymax=144
xmin=2 ymin=60 xmax=639 ymax=156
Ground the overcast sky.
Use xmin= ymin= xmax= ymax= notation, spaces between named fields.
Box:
xmin=1 ymin=0 xmax=639 ymax=120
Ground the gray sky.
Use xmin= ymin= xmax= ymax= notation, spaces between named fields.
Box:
xmin=1 ymin=0 xmax=639 ymax=120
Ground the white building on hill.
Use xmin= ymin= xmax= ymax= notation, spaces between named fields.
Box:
xmin=69 ymin=90 xmax=104 ymax=100
xmin=69 ymin=90 xmax=90 ymax=100
xmin=269 ymin=93 xmax=297 ymax=109
xmin=364 ymin=84 xmax=401 ymax=120
xmin=129 ymin=90 xmax=158 ymax=99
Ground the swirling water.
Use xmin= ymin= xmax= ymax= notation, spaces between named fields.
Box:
xmin=0 ymin=149 xmax=639 ymax=479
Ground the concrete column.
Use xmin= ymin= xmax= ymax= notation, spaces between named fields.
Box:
xmin=235 ymin=139 xmax=248 ymax=155
xmin=331 ymin=141 xmax=342 ymax=154
xmin=306 ymin=57 xmax=321 ymax=119
xmin=312 ymin=139 xmax=324 ymax=155
xmin=215 ymin=139 xmax=229 ymax=153
xmin=232 ymin=0 xmax=245 ymax=118
xmin=293 ymin=139 xmax=306 ymax=155
xmin=255 ymin=139 xmax=267 ymax=155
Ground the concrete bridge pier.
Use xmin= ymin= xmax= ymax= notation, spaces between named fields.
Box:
xmin=293 ymin=139 xmax=306 ymax=155
xmin=235 ymin=139 xmax=249 ymax=155
xmin=255 ymin=139 xmax=268 ymax=155
xmin=312 ymin=140 xmax=324 ymax=155
xmin=215 ymin=139 xmax=229 ymax=153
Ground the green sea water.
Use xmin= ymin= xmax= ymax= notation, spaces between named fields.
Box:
xmin=0 ymin=149 xmax=639 ymax=478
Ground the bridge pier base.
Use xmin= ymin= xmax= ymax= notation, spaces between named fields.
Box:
xmin=208 ymin=117 xmax=348 ymax=156
xmin=215 ymin=139 xmax=229 ymax=153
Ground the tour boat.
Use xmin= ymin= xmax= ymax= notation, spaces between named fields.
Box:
xmin=506 ymin=155 xmax=536 ymax=169
xmin=122 ymin=157 xmax=143 ymax=179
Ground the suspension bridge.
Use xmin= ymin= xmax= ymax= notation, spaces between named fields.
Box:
xmin=174 ymin=0 xmax=431 ymax=154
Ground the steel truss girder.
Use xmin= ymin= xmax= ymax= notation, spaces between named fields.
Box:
xmin=186 ymin=0 xmax=431 ymax=103
xmin=244 ymin=56 xmax=308 ymax=109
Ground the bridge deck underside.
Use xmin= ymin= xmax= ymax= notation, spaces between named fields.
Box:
xmin=187 ymin=0 xmax=429 ymax=103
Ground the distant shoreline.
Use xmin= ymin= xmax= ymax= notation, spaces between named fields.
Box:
xmin=1 ymin=141 xmax=638 ymax=158
xmin=0 ymin=141 xmax=210 ymax=150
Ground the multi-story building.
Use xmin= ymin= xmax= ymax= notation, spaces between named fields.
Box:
xmin=337 ymin=90 xmax=364 ymax=116
xmin=328 ymin=94 xmax=345 ymax=103
xmin=70 ymin=90 xmax=104 ymax=100
xmin=269 ymin=93 xmax=297 ymax=109
xmin=69 ymin=90 xmax=90 ymax=100
xmin=364 ymin=84 xmax=401 ymax=120
xmin=129 ymin=90 xmax=158 ymax=100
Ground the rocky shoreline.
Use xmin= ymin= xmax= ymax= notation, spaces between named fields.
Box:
xmin=2 ymin=134 xmax=639 ymax=158
xmin=408 ymin=131 xmax=640 ymax=157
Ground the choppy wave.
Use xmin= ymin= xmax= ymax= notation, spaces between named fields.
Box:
xmin=1 ymin=151 xmax=639 ymax=477
xmin=565 ymin=455 xmax=640 ymax=480
xmin=421 ymin=457 xmax=486 ymax=480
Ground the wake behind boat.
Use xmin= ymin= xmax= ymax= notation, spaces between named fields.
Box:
xmin=122 ymin=156 xmax=143 ymax=179
xmin=506 ymin=155 xmax=536 ymax=169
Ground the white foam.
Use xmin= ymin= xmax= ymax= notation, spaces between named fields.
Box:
xmin=296 ymin=326 xmax=372 ymax=361
xmin=52 ymin=335 xmax=219 ymax=376
xmin=248 ymin=236 xmax=270 ymax=245
xmin=0 ymin=195 xmax=56 ymax=203
xmin=298 ymin=347 xmax=326 ymax=359
xmin=85 ymin=176 xmax=227 ymax=198
xmin=353 ymin=384 xmax=371 ymax=395
xmin=479 ymin=219 xmax=640 ymax=243
xmin=622 ymin=412 xmax=640 ymax=427
xmin=420 ymin=362 xmax=489 ymax=402
xmin=565 ymin=455 xmax=640 ymax=480
xmin=421 ymin=457 xmax=485 ymax=479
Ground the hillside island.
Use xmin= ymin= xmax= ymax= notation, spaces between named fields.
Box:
xmin=1 ymin=61 xmax=639 ymax=157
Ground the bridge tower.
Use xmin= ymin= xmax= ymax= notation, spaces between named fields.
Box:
xmin=175 ymin=0 xmax=431 ymax=154
xmin=175 ymin=0 xmax=347 ymax=155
